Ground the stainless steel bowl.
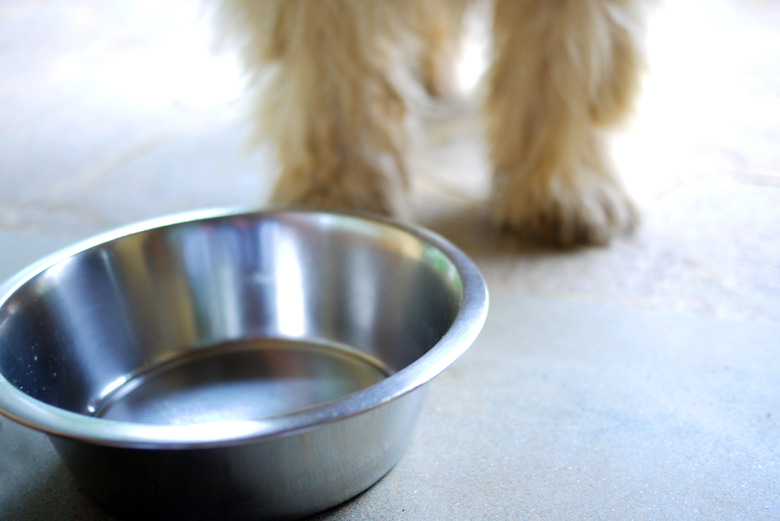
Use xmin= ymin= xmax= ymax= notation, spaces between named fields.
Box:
xmin=0 ymin=209 xmax=488 ymax=520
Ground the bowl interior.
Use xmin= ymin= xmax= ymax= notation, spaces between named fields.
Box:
xmin=0 ymin=212 xmax=468 ymax=431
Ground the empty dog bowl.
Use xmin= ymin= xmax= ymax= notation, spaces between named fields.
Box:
xmin=0 ymin=209 xmax=488 ymax=520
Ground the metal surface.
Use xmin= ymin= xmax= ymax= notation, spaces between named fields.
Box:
xmin=0 ymin=209 xmax=488 ymax=520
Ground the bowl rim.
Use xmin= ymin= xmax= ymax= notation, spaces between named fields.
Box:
xmin=0 ymin=208 xmax=488 ymax=449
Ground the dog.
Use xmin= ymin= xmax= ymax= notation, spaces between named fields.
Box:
xmin=220 ymin=0 xmax=651 ymax=247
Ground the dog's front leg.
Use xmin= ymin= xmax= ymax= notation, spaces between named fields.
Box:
xmin=227 ymin=0 xmax=412 ymax=215
xmin=485 ymin=0 xmax=649 ymax=246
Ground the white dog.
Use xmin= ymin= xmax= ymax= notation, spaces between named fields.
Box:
xmin=221 ymin=0 xmax=651 ymax=246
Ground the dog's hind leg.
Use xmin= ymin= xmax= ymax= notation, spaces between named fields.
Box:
xmin=484 ymin=0 xmax=649 ymax=246
xmin=416 ymin=0 xmax=470 ymax=99
xmin=225 ymin=0 xmax=418 ymax=215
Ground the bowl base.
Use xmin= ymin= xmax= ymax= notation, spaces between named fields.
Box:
xmin=91 ymin=338 xmax=391 ymax=425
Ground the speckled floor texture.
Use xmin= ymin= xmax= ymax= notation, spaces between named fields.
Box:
xmin=1 ymin=1 xmax=779 ymax=520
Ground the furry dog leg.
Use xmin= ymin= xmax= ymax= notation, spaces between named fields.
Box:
xmin=225 ymin=0 xmax=419 ymax=214
xmin=417 ymin=0 xmax=470 ymax=99
xmin=485 ymin=0 xmax=648 ymax=246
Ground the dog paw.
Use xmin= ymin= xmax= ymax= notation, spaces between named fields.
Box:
xmin=269 ymin=153 xmax=408 ymax=217
xmin=493 ymin=171 xmax=638 ymax=247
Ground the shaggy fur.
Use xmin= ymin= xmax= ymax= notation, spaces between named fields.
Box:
xmin=221 ymin=0 xmax=651 ymax=246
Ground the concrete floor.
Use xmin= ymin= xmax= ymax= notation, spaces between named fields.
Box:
xmin=1 ymin=0 xmax=779 ymax=324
